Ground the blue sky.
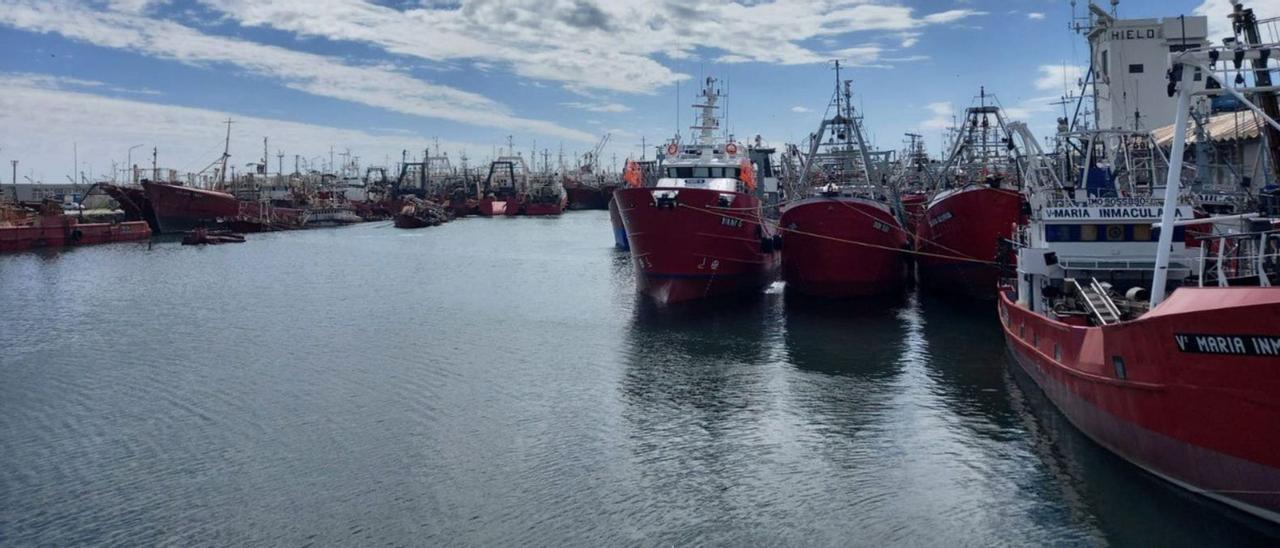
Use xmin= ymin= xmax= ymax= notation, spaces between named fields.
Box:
xmin=0 ymin=0 xmax=1258 ymax=183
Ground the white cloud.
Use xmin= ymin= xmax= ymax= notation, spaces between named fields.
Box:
xmin=560 ymin=101 xmax=632 ymax=113
xmin=0 ymin=76 xmax=490 ymax=182
xmin=791 ymin=106 xmax=811 ymax=113
xmin=923 ymin=9 xmax=986 ymax=24
xmin=1027 ymin=12 xmax=1045 ymax=21
xmin=6 ymin=72 xmax=162 ymax=96
xmin=1001 ymin=95 xmax=1059 ymax=121
xmin=0 ymin=0 xmax=595 ymax=143
xmin=1195 ymin=0 xmax=1280 ymax=40
xmin=194 ymin=0 xmax=986 ymax=94
xmin=919 ymin=101 xmax=954 ymax=130
xmin=1034 ymin=64 xmax=1084 ymax=92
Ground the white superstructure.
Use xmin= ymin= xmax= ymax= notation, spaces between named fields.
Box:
xmin=1085 ymin=3 xmax=1209 ymax=131
xmin=655 ymin=77 xmax=754 ymax=195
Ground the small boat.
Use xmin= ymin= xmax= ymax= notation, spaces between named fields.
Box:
xmin=181 ymin=226 xmax=245 ymax=245
xmin=393 ymin=198 xmax=449 ymax=228
xmin=302 ymin=204 xmax=362 ymax=227
xmin=614 ymin=77 xmax=780 ymax=304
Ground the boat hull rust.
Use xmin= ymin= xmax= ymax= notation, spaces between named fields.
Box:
xmin=0 ymin=217 xmax=151 ymax=253
xmin=142 ymin=181 xmax=239 ymax=233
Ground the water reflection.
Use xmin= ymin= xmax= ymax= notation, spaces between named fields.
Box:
xmin=1007 ymin=361 xmax=1280 ymax=545
xmin=780 ymin=292 xmax=908 ymax=379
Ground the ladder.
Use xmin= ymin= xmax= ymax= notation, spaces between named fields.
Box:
xmin=1068 ymin=277 xmax=1122 ymax=325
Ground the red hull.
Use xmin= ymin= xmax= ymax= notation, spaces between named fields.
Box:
xmin=915 ymin=186 xmax=1022 ymax=298
xmin=478 ymin=197 xmax=507 ymax=216
xmin=780 ymin=197 xmax=908 ymax=297
xmin=97 ymin=184 xmax=158 ymax=230
xmin=999 ymin=288 xmax=1280 ymax=522
xmin=565 ymin=185 xmax=606 ymax=210
xmin=614 ymin=187 xmax=779 ymax=304
xmin=142 ymin=182 xmax=239 ymax=233
xmin=0 ymin=216 xmax=151 ymax=253
xmin=524 ymin=198 xmax=565 ymax=216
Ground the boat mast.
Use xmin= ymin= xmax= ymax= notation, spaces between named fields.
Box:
xmin=691 ymin=77 xmax=720 ymax=149
xmin=219 ymin=118 xmax=233 ymax=187
xmin=1152 ymin=62 xmax=1192 ymax=308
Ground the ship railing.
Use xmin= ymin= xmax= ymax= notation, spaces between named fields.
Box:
xmin=1196 ymin=229 xmax=1280 ymax=287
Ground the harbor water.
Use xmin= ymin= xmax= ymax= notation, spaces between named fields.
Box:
xmin=0 ymin=211 xmax=1275 ymax=545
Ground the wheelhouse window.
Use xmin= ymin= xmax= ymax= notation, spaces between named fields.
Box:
xmin=693 ymin=167 xmax=710 ymax=178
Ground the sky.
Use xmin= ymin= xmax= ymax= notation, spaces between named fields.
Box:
xmin=0 ymin=0 xmax=1272 ymax=183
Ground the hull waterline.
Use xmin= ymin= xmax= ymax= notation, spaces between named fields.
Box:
xmin=614 ymin=186 xmax=779 ymax=304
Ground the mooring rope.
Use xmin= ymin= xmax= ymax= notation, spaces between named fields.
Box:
xmin=675 ymin=202 xmax=1000 ymax=266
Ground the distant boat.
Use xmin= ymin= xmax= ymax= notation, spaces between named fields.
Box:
xmin=0 ymin=200 xmax=150 ymax=253
xmin=142 ymin=180 xmax=239 ymax=234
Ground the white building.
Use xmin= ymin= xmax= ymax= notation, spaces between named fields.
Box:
xmin=1088 ymin=9 xmax=1209 ymax=131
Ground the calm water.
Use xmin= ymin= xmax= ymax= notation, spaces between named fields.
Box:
xmin=1 ymin=211 xmax=1276 ymax=546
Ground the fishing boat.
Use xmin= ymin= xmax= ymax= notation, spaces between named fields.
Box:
xmin=779 ymin=64 xmax=909 ymax=298
xmin=915 ymin=90 xmax=1025 ymax=299
xmin=613 ymin=77 xmax=779 ymax=304
xmin=1001 ymin=36 xmax=1280 ymax=524
xmin=393 ymin=197 xmax=449 ymax=228
xmin=142 ymin=180 xmax=239 ymax=233
xmin=181 ymin=227 xmax=245 ymax=245
xmin=524 ymin=175 xmax=566 ymax=216
xmin=563 ymin=135 xmax=613 ymax=210
xmin=478 ymin=155 xmax=528 ymax=216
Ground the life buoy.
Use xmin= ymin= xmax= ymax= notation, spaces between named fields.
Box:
xmin=666 ymin=143 xmax=678 ymax=156
xmin=725 ymin=142 xmax=738 ymax=155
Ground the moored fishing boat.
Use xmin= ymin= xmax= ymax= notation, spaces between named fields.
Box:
xmin=915 ymin=90 xmax=1025 ymax=298
xmin=780 ymin=64 xmax=909 ymax=298
xmin=614 ymin=77 xmax=779 ymax=304
xmin=478 ymin=155 xmax=527 ymax=217
xmin=142 ymin=180 xmax=240 ymax=233
xmin=1001 ymin=38 xmax=1280 ymax=524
